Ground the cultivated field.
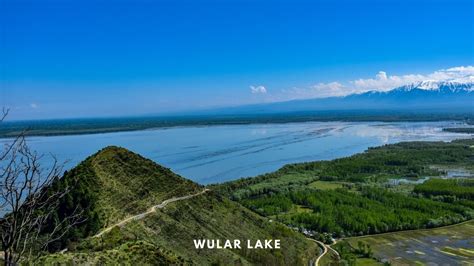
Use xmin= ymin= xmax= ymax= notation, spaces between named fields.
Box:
xmin=345 ymin=220 xmax=474 ymax=265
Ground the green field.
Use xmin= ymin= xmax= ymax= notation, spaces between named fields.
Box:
xmin=344 ymin=220 xmax=474 ymax=265
xmin=308 ymin=180 xmax=346 ymax=190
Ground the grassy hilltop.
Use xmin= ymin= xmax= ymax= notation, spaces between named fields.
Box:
xmin=39 ymin=147 xmax=318 ymax=265
xmin=47 ymin=146 xmax=202 ymax=243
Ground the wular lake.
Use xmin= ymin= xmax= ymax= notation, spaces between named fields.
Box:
xmin=3 ymin=121 xmax=471 ymax=184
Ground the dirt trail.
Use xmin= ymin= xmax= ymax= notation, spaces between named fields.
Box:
xmin=308 ymin=238 xmax=340 ymax=266
xmin=308 ymin=239 xmax=327 ymax=266
xmin=93 ymin=189 xmax=209 ymax=238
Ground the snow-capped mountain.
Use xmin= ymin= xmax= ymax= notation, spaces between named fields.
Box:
xmin=392 ymin=79 xmax=473 ymax=93
xmin=339 ymin=79 xmax=473 ymax=111
xmin=197 ymin=79 xmax=474 ymax=115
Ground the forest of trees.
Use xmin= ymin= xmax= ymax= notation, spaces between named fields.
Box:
xmin=414 ymin=178 xmax=474 ymax=200
xmin=242 ymin=187 xmax=473 ymax=237
xmin=216 ymin=139 xmax=474 ymax=199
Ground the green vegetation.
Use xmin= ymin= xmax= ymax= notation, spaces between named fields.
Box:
xmin=414 ymin=178 xmax=474 ymax=200
xmin=216 ymin=139 xmax=474 ymax=199
xmin=308 ymin=180 xmax=346 ymax=190
xmin=331 ymin=241 xmax=382 ymax=266
xmin=216 ymin=139 xmax=474 ymax=243
xmin=46 ymin=146 xmax=200 ymax=249
xmin=24 ymin=139 xmax=474 ymax=265
xmin=342 ymin=220 xmax=474 ymax=265
xmin=242 ymin=187 xmax=472 ymax=237
xmin=39 ymin=241 xmax=190 ymax=265
xmin=39 ymin=146 xmax=318 ymax=265
xmin=42 ymin=193 xmax=317 ymax=265
xmin=319 ymin=247 xmax=347 ymax=266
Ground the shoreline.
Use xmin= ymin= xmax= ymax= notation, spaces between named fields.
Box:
xmin=1 ymin=115 xmax=472 ymax=139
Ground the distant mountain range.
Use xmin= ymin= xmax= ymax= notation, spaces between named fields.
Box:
xmin=205 ymin=79 xmax=474 ymax=115
xmin=2 ymin=80 xmax=472 ymax=139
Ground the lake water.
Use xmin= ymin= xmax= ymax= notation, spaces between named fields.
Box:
xmin=1 ymin=121 xmax=471 ymax=184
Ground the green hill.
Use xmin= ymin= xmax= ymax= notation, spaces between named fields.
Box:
xmin=41 ymin=146 xmax=318 ymax=265
xmin=47 ymin=146 xmax=201 ymax=242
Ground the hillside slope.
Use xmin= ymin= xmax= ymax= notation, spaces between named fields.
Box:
xmin=49 ymin=146 xmax=201 ymax=242
xmin=42 ymin=146 xmax=318 ymax=265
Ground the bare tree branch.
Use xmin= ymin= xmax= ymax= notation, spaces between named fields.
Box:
xmin=1 ymin=109 xmax=84 ymax=265
xmin=1 ymin=108 xmax=8 ymax=122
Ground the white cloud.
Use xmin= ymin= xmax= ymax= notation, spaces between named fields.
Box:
xmin=250 ymin=85 xmax=267 ymax=94
xmin=428 ymin=66 xmax=474 ymax=80
xmin=312 ymin=82 xmax=345 ymax=92
xmin=277 ymin=65 xmax=473 ymax=100
xmin=351 ymin=72 xmax=424 ymax=91
xmin=305 ymin=82 xmax=347 ymax=97
xmin=351 ymin=66 xmax=474 ymax=92
xmin=30 ymin=103 xmax=38 ymax=109
xmin=376 ymin=71 xmax=387 ymax=80
xmin=276 ymin=82 xmax=349 ymax=101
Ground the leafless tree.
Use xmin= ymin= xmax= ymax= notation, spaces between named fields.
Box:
xmin=0 ymin=108 xmax=83 ymax=265
xmin=0 ymin=108 xmax=8 ymax=122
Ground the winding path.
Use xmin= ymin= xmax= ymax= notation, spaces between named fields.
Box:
xmin=311 ymin=239 xmax=328 ymax=266
xmin=308 ymin=238 xmax=340 ymax=266
xmin=326 ymin=243 xmax=340 ymax=259
xmin=93 ymin=189 xmax=210 ymax=238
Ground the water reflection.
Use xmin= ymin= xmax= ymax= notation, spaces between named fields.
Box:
xmin=0 ymin=121 xmax=470 ymax=184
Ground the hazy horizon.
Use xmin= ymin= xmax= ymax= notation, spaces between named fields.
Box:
xmin=1 ymin=0 xmax=473 ymax=120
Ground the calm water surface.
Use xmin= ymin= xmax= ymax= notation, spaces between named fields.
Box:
xmin=2 ymin=121 xmax=471 ymax=184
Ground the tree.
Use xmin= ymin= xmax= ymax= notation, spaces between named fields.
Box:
xmin=0 ymin=108 xmax=83 ymax=265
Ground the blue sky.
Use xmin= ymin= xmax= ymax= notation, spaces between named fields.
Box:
xmin=1 ymin=0 xmax=473 ymax=120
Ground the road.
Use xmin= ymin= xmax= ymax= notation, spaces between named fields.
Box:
xmin=308 ymin=238 xmax=340 ymax=266
xmin=93 ymin=188 xmax=210 ymax=238
xmin=311 ymin=239 xmax=327 ymax=266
